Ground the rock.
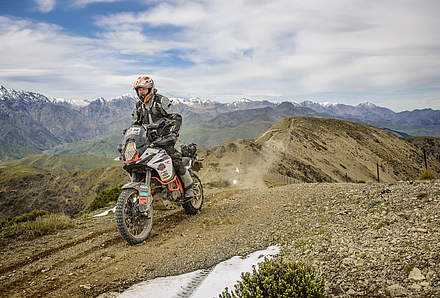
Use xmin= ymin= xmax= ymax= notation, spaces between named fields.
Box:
xmin=346 ymin=288 xmax=356 ymax=295
xmin=410 ymin=227 xmax=428 ymax=233
xmin=386 ymin=284 xmax=407 ymax=297
xmin=97 ymin=292 xmax=119 ymax=298
xmin=419 ymin=281 xmax=430 ymax=287
xmin=410 ymin=283 xmax=422 ymax=291
xmin=408 ymin=267 xmax=425 ymax=281
xmin=342 ymin=257 xmax=354 ymax=266
xmin=426 ymin=270 xmax=435 ymax=280
xmin=80 ymin=284 xmax=91 ymax=290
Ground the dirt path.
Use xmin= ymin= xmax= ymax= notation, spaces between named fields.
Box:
xmin=1 ymin=181 xmax=439 ymax=297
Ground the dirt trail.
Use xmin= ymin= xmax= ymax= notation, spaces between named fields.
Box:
xmin=1 ymin=181 xmax=439 ymax=297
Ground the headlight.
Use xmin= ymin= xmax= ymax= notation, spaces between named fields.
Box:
xmin=124 ymin=141 xmax=138 ymax=161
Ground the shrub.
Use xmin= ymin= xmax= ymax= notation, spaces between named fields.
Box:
xmin=1 ymin=213 xmax=74 ymax=239
xmin=15 ymin=214 xmax=74 ymax=237
xmin=419 ymin=168 xmax=435 ymax=180
xmin=88 ymin=186 xmax=121 ymax=211
xmin=0 ymin=210 xmax=49 ymax=229
xmin=219 ymin=258 xmax=326 ymax=298
xmin=10 ymin=210 xmax=50 ymax=225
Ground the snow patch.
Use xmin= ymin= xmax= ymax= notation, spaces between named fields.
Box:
xmin=93 ymin=206 xmax=116 ymax=218
xmin=119 ymin=245 xmax=280 ymax=298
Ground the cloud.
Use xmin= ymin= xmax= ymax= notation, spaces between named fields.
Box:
xmin=34 ymin=0 xmax=56 ymax=13
xmin=72 ymin=0 xmax=123 ymax=8
xmin=93 ymin=0 xmax=440 ymax=110
xmin=0 ymin=16 xmax=137 ymax=100
xmin=2 ymin=1 xmax=440 ymax=110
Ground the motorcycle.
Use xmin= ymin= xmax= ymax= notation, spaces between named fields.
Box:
xmin=116 ymin=121 xmax=204 ymax=245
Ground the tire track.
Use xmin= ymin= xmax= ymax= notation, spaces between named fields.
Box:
xmin=0 ymin=227 xmax=114 ymax=275
xmin=0 ymin=208 xmax=181 ymax=276
xmin=0 ymin=234 xmax=122 ymax=295
xmin=175 ymin=267 xmax=214 ymax=298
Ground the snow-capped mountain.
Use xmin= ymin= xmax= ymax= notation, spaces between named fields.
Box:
xmin=1 ymin=84 xmax=439 ymax=160
xmin=227 ymin=98 xmax=276 ymax=110
xmin=0 ymin=85 xmax=52 ymax=103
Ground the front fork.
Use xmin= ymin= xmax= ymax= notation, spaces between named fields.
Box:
xmin=138 ymin=170 xmax=152 ymax=212
xmin=122 ymin=170 xmax=152 ymax=212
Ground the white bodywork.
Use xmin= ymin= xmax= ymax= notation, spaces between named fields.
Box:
xmin=140 ymin=148 xmax=175 ymax=181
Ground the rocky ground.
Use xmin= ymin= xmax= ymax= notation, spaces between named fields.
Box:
xmin=0 ymin=180 xmax=439 ymax=297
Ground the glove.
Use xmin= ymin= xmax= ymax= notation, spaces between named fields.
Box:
xmin=148 ymin=130 xmax=158 ymax=142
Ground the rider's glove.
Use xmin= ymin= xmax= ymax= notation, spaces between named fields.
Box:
xmin=149 ymin=130 xmax=158 ymax=142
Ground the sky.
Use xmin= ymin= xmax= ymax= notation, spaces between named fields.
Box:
xmin=0 ymin=0 xmax=439 ymax=111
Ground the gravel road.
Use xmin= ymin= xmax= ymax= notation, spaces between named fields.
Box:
xmin=1 ymin=180 xmax=439 ymax=297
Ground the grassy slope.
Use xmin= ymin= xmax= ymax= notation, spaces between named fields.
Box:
xmin=0 ymin=153 xmax=118 ymax=172
xmin=0 ymin=154 xmax=126 ymax=219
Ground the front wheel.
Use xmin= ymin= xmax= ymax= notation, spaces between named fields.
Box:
xmin=115 ymin=189 xmax=153 ymax=245
xmin=183 ymin=172 xmax=204 ymax=215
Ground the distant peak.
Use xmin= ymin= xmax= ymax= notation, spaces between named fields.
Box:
xmin=0 ymin=85 xmax=51 ymax=103
xmin=321 ymin=101 xmax=338 ymax=107
xmin=234 ymin=97 xmax=254 ymax=103
xmin=227 ymin=97 xmax=256 ymax=107
xmin=90 ymin=97 xmax=106 ymax=104
xmin=358 ymin=101 xmax=377 ymax=108
xmin=183 ymin=97 xmax=216 ymax=106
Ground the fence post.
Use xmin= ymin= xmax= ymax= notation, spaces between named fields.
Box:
xmin=376 ymin=162 xmax=380 ymax=183
xmin=423 ymin=148 xmax=428 ymax=170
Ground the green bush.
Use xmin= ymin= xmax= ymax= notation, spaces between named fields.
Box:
xmin=419 ymin=168 xmax=435 ymax=180
xmin=10 ymin=210 xmax=50 ymax=225
xmin=15 ymin=214 xmax=74 ymax=237
xmin=0 ymin=210 xmax=49 ymax=228
xmin=88 ymin=186 xmax=121 ymax=211
xmin=220 ymin=258 xmax=326 ymax=298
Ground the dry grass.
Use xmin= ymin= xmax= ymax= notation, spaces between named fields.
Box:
xmin=1 ymin=213 xmax=74 ymax=239
xmin=420 ymin=168 xmax=436 ymax=180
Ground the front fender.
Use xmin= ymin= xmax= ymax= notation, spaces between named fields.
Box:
xmin=121 ymin=182 xmax=143 ymax=191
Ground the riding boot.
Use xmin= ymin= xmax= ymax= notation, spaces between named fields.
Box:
xmin=180 ymin=169 xmax=194 ymax=199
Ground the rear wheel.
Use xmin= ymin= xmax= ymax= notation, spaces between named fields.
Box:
xmin=115 ymin=189 xmax=153 ymax=245
xmin=183 ymin=172 xmax=204 ymax=215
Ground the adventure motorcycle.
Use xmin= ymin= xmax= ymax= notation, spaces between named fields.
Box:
xmin=116 ymin=121 xmax=204 ymax=245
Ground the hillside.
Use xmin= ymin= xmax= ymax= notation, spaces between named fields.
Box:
xmin=200 ymin=117 xmax=439 ymax=187
xmin=2 ymin=117 xmax=438 ymax=219
xmin=0 ymin=155 xmax=124 ymax=219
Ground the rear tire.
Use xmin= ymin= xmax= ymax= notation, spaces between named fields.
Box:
xmin=183 ymin=172 xmax=204 ymax=215
xmin=115 ymin=189 xmax=153 ymax=245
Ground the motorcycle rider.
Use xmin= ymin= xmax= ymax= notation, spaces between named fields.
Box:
xmin=131 ymin=75 xmax=194 ymax=200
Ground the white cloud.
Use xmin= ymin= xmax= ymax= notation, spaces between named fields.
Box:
xmin=34 ymin=0 xmax=56 ymax=13
xmin=2 ymin=1 xmax=440 ymax=110
xmin=94 ymin=0 xmax=440 ymax=110
xmin=72 ymin=0 xmax=123 ymax=8
xmin=0 ymin=16 xmax=137 ymax=101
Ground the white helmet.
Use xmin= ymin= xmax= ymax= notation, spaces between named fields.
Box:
xmin=133 ymin=75 xmax=155 ymax=102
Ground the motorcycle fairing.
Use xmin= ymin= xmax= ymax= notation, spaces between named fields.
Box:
xmin=140 ymin=147 xmax=175 ymax=182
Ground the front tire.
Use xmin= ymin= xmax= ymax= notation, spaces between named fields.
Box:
xmin=115 ymin=189 xmax=153 ymax=245
xmin=183 ymin=172 xmax=204 ymax=215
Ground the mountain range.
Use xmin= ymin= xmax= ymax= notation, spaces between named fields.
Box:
xmin=1 ymin=85 xmax=439 ymax=160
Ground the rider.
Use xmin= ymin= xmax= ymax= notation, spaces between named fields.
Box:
xmin=131 ymin=75 xmax=194 ymax=200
